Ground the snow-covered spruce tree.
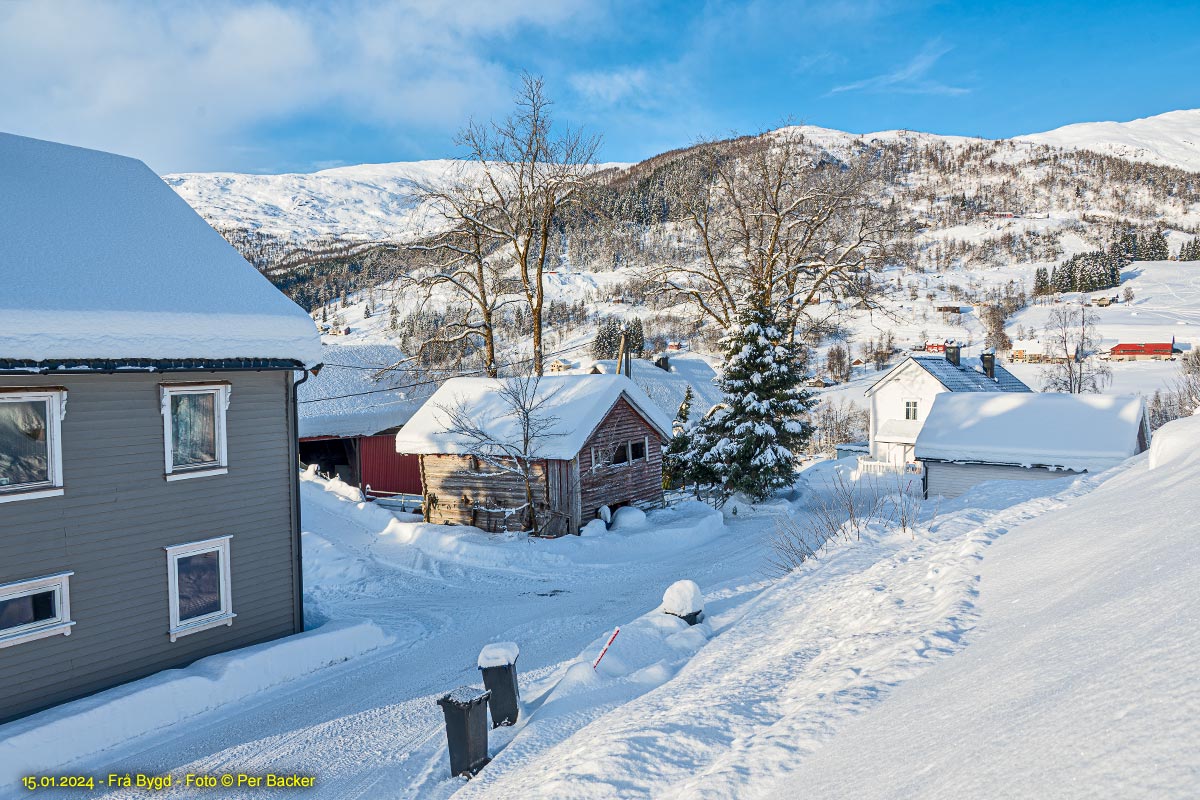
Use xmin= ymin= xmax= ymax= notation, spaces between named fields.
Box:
xmin=662 ymin=385 xmax=695 ymax=489
xmin=686 ymin=297 xmax=813 ymax=503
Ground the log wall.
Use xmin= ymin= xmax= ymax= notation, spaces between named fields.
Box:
xmin=420 ymin=454 xmax=550 ymax=533
xmin=578 ymin=397 xmax=664 ymax=522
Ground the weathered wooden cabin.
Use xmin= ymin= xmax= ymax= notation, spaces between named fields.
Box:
xmin=394 ymin=375 xmax=673 ymax=536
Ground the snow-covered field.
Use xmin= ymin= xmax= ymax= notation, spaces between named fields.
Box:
xmin=7 ymin=423 xmax=1198 ymax=798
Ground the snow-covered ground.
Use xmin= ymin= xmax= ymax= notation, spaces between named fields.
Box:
xmin=11 ymin=432 xmax=1197 ymax=799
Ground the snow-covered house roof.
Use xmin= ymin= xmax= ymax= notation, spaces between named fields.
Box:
xmin=866 ymin=354 xmax=1031 ymax=396
xmin=915 ymin=393 xmax=1148 ymax=472
xmin=394 ymin=374 xmax=674 ymax=459
xmin=578 ymin=354 xmax=722 ymax=420
xmin=0 ymin=132 xmax=321 ymax=367
xmin=298 ymin=343 xmax=424 ymax=439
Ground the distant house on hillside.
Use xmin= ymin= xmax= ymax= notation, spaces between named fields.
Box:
xmin=860 ymin=344 xmax=1031 ymax=475
xmin=395 ymin=375 xmax=673 ymax=536
xmin=0 ymin=132 xmax=321 ymax=723
xmin=298 ymin=343 xmax=424 ymax=499
xmin=1105 ymin=339 xmax=1178 ymax=361
xmin=546 ymin=358 xmax=575 ymax=373
xmin=1007 ymin=338 xmax=1071 ymax=365
xmin=915 ymin=393 xmax=1149 ymax=499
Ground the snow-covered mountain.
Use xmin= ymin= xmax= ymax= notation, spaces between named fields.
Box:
xmin=164 ymin=109 xmax=1200 ymax=248
xmin=1019 ymin=109 xmax=1200 ymax=172
xmin=164 ymin=159 xmax=475 ymax=243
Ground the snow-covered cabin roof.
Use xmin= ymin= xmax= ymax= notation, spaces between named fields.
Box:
xmin=866 ymin=354 xmax=1031 ymax=396
xmin=915 ymin=392 xmax=1148 ymax=472
xmin=394 ymin=374 xmax=674 ymax=459
xmin=298 ymin=343 xmax=424 ymax=439
xmin=0 ymin=132 xmax=321 ymax=367
xmin=578 ymin=354 xmax=722 ymax=420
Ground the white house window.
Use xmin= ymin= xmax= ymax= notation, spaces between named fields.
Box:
xmin=165 ymin=536 xmax=234 ymax=641
xmin=161 ymin=383 xmax=230 ymax=480
xmin=904 ymin=400 xmax=919 ymax=421
xmin=0 ymin=572 xmax=74 ymax=648
xmin=0 ymin=389 xmax=67 ymax=503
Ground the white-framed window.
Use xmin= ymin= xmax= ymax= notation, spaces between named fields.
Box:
xmin=0 ymin=572 xmax=75 ymax=648
xmin=904 ymin=400 xmax=919 ymax=421
xmin=165 ymin=536 xmax=235 ymax=642
xmin=161 ymin=383 xmax=230 ymax=481
xmin=630 ymin=436 xmax=648 ymax=461
xmin=0 ymin=388 xmax=67 ymax=503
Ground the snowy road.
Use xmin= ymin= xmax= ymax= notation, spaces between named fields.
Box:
xmin=18 ymin=476 xmax=786 ymax=800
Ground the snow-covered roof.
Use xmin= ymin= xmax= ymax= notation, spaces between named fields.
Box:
xmin=578 ymin=354 xmax=722 ymax=420
xmin=875 ymin=419 xmax=923 ymax=444
xmin=394 ymin=374 xmax=674 ymax=459
xmin=867 ymin=354 xmax=1031 ymax=396
xmin=0 ymin=132 xmax=321 ymax=367
xmin=298 ymin=344 xmax=424 ymax=438
xmin=915 ymin=392 xmax=1147 ymax=472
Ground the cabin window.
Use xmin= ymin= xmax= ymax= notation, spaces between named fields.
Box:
xmin=631 ymin=437 xmax=647 ymax=461
xmin=0 ymin=572 xmax=74 ymax=648
xmin=0 ymin=389 xmax=67 ymax=503
xmin=904 ymin=400 xmax=919 ymax=421
xmin=161 ymin=383 xmax=230 ymax=480
xmin=165 ymin=536 xmax=234 ymax=642
xmin=612 ymin=442 xmax=630 ymax=465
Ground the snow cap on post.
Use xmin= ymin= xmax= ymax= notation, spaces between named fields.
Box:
xmin=663 ymin=580 xmax=704 ymax=625
xmin=477 ymin=642 xmax=520 ymax=669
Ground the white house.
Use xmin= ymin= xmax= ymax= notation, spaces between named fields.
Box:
xmin=861 ymin=344 xmax=1031 ymax=473
xmin=915 ymin=393 xmax=1149 ymax=499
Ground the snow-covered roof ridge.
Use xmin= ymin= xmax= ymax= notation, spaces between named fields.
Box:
xmin=866 ymin=353 xmax=1031 ymax=397
xmin=0 ymin=132 xmax=321 ymax=367
xmin=394 ymin=374 xmax=674 ymax=459
xmin=915 ymin=392 xmax=1148 ymax=472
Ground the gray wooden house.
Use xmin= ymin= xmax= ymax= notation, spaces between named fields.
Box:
xmin=394 ymin=375 xmax=673 ymax=536
xmin=0 ymin=133 xmax=322 ymax=722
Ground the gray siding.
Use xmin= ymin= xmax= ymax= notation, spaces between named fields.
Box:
xmin=0 ymin=370 xmax=300 ymax=723
xmin=923 ymin=460 xmax=1081 ymax=500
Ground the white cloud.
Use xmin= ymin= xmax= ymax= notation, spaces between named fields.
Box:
xmin=830 ymin=39 xmax=970 ymax=96
xmin=0 ymin=0 xmax=598 ymax=172
xmin=569 ymin=68 xmax=653 ymax=108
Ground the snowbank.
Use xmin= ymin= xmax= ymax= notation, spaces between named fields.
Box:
xmin=1148 ymin=413 xmax=1200 ymax=470
xmin=0 ymin=621 xmax=390 ymax=787
xmin=300 ymin=470 xmax=726 ymax=573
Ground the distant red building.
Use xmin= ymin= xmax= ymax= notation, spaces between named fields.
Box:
xmin=1107 ymin=339 xmax=1177 ymax=361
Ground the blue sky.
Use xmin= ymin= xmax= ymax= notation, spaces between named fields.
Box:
xmin=2 ymin=0 xmax=1197 ymax=174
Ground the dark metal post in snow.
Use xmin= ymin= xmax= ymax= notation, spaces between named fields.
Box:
xmin=436 ymin=687 xmax=491 ymax=778
xmin=477 ymin=642 xmax=521 ymax=727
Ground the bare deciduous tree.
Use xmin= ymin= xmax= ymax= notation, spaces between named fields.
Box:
xmin=452 ymin=75 xmax=600 ymax=375
xmin=658 ymin=130 xmax=907 ymax=337
xmin=1040 ymin=302 xmax=1112 ymax=393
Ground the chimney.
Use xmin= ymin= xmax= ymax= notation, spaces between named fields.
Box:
xmin=981 ymin=348 xmax=996 ymax=379
xmin=945 ymin=341 xmax=961 ymax=367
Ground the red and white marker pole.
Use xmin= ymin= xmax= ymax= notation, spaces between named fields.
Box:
xmin=592 ymin=627 xmax=620 ymax=670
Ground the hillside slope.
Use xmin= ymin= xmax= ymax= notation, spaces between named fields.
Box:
xmin=1021 ymin=108 xmax=1200 ymax=171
